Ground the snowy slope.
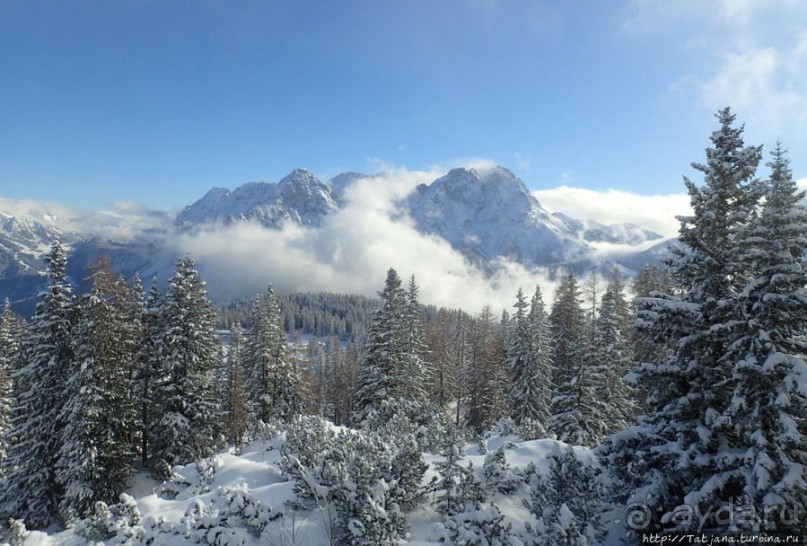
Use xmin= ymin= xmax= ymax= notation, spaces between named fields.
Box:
xmin=13 ymin=429 xmax=615 ymax=546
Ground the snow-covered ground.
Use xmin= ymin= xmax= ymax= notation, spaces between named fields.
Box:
xmin=9 ymin=428 xmax=617 ymax=546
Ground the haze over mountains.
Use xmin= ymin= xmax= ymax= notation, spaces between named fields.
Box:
xmin=0 ymin=165 xmax=671 ymax=315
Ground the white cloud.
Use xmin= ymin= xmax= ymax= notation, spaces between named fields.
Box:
xmin=626 ymin=0 xmax=807 ymax=142
xmin=700 ymin=37 xmax=807 ymax=135
xmin=533 ymin=185 xmax=690 ymax=239
xmin=0 ymin=197 xmax=173 ymax=241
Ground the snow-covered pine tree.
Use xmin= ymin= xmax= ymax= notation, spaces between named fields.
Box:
xmin=222 ymin=324 xmax=249 ymax=446
xmin=499 ymin=309 xmax=513 ymax=357
xmin=630 ymin=263 xmax=673 ymax=394
xmin=56 ymin=271 xmax=135 ymax=519
xmin=0 ymin=299 xmax=21 ymax=478
xmin=722 ymin=143 xmax=807 ymax=532
xmin=550 ymin=273 xmax=586 ymax=392
xmin=524 ymin=444 xmax=605 ymax=545
xmin=352 ymin=268 xmax=409 ymax=424
xmin=509 ymin=285 xmax=552 ymax=433
xmin=548 ymin=273 xmax=608 ymax=446
xmin=150 ymin=256 xmax=221 ymax=473
xmin=624 ymin=108 xmax=764 ymax=533
xmin=136 ymin=279 xmax=163 ymax=465
xmin=594 ymin=269 xmax=636 ymax=435
xmin=243 ymin=286 xmax=302 ymax=425
xmin=0 ymin=241 xmax=76 ymax=528
xmin=433 ymin=442 xmax=484 ymax=517
xmin=116 ymin=272 xmax=145 ymax=456
xmin=505 ymin=288 xmax=529 ymax=415
xmin=401 ymin=275 xmax=429 ymax=403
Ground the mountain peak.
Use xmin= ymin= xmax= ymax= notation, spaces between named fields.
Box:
xmin=279 ymin=168 xmax=319 ymax=188
xmin=176 ymin=169 xmax=337 ymax=229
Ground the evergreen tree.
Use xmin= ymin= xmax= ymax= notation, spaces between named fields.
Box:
xmin=243 ymin=286 xmax=302 ymax=425
xmin=506 ymin=288 xmax=529 ymax=399
xmin=594 ymin=269 xmax=636 ymax=435
xmin=722 ymin=143 xmax=807 ymax=531
xmin=524 ymin=444 xmax=605 ymax=545
xmin=509 ymin=285 xmax=552 ymax=430
xmin=56 ymin=275 xmax=134 ymax=519
xmin=0 ymin=241 xmax=76 ymax=528
xmin=624 ymin=108 xmax=764 ymax=533
xmin=352 ymin=268 xmax=409 ymax=424
xmin=136 ymin=279 xmax=163 ymax=465
xmin=549 ymin=273 xmax=586 ymax=391
xmin=548 ymin=273 xmax=608 ymax=446
xmin=222 ymin=324 xmax=250 ymax=446
xmin=117 ymin=272 xmax=144 ymax=456
xmin=150 ymin=256 xmax=221 ymax=472
xmin=433 ymin=443 xmax=484 ymax=517
xmin=0 ymin=299 xmax=20 ymax=478
xmin=322 ymin=336 xmax=356 ymax=426
xmin=631 ymin=263 xmax=673 ymax=389
xmin=401 ymin=275 xmax=428 ymax=402
xmin=499 ymin=309 xmax=513 ymax=355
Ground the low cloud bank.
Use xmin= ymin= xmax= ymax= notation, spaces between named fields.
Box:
xmin=532 ymin=186 xmax=690 ymax=239
xmin=176 ymin=168 xmax=558 ymax=313
xmin=0 ymin=197 xmax=174 ymax=242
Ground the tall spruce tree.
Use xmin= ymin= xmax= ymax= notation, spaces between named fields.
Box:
xmin=323 ymin=335 xmax=358 ymax=426
xmin=402 ymin=275 xmax=429 ymax=402
xmin=117 ymin=272 xmax=144 ymax=455
xmin=150 ymin=256 xmax=221 ymax=472
xmin=510 ymin=285 xmax=552 ymax=431
xmin=243 ymin=286 xmax=302 ymax=424
xmin=352 ymin=268 xmax=409 ymax=424
xmin=506 ymin=288 xmax=530 ymax=400
xmin=56 ymin=273 xmax=135 ymax=519
xmin=722 ymin=143 xmax=807 ymax=531
xmin=620 ymin=108 xmax=764 ymax=533
xmin=594 ymin=269 xmax=636 ymax=435
xmin=548 ymin=273 xmax=608 ymax=446
xmin=222 ymin=324 xmax=249 ymax=446
xmin=631 ymin=263 xmax=673 ymax=387
xmin=452 ymin=311 xmax=472 ymax=428
xmin=137 ymin=279 xmax=163 ymax=465
xmin=0 ymin=241 xmax=76 ymax=528
xmin=0 ymin=299 xmax=20 ymax=478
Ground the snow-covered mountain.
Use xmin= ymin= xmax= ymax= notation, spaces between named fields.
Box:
xmin=0 ymin=212 xmax=66 ymax=277
xmin=0 ymin=165 xmax=670 ymax=315
xmin=176 ymin=168 xmax=338 ymax=229
xmin=405 ymin=165 xmax=662 ymax=271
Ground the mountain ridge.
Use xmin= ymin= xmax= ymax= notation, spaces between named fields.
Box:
xmin=0 ymin=165 xmax=670 ymax=315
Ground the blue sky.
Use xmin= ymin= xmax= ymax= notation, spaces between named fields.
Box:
xmin=1 ymin=0 xmax=806 ymax=210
